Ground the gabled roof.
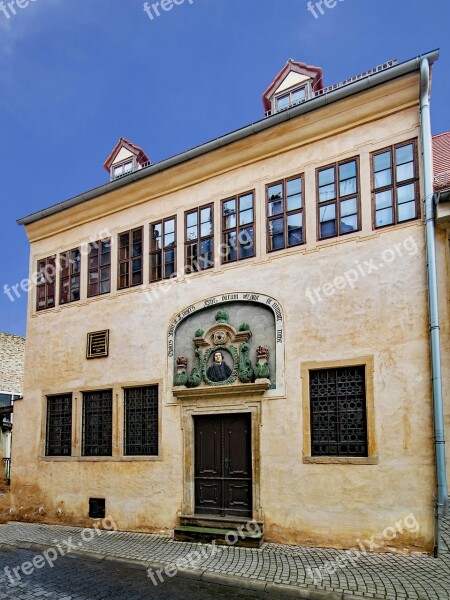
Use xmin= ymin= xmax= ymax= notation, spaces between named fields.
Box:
xmin=103 ymin=137 xmax=150 ymax=172
xmin=433 ymin=131 xmax=450 ymax=192
xmin=262 ymin=59 xmax=323 ymax=113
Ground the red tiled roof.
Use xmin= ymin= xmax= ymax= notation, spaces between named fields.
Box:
xmin=262 ymin=59 xmax=323 ymax=113
xmin=433 ymin=131 xmax=450 ymax=191
xmin=103 ymin=137 xmax=150 ymax=172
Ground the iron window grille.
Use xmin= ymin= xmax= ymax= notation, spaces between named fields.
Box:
xmin=372 ymin=140 xmax=419 ymax=228
xmin=267 ymin=175 xmax=304 ymax=251
xmin=88 ymin=239 xmax=111 ymax=297
xmin=310 ymin=366 xmax=368 ymax=457
xmin=317 ymin=158 xmax=360 ymax=240
xmin=150 ymin=217 xmax=177 ymax=282
xmin=222 ymin=192 xmax=255 ymax=263
xmin=118 ymin=227 xmax=144 ymax=289
xmin=36 ymin=256 xmax=56 ymax=311
xmin=124 ymin=386 xmax=158 ymax=456
xmin=60 ymin=248 xmax=81 ymax=305
xmin=46 ymin=394 xmax=72 ymax=457
xmin=82 ymin=390 xmax=113 ymax=457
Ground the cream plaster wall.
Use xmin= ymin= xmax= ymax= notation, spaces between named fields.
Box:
xmin=6 ymin=77 xmax=443 ymax=552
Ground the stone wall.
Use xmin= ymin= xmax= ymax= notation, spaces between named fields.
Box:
xmin=0 ymin=333 xmax=25 ymax=394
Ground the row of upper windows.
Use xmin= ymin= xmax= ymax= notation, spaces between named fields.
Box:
xmin=36 ymin=139 xmax=419 ymax=311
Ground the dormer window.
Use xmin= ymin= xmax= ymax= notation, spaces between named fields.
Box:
xmin=103 ymin=137 xmax=151 ymax=182
xmin=276 ymin=86 xmax=307 ymax=111
xmin=113 ymin=160 xmax=134 ymax=179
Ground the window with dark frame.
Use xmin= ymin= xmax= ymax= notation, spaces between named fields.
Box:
xmin=185 ymin=204 xmax=214 ymax=273
xmin=372 ymin=140 xmax=419 ymax=228
xmin=124 ymin=386 xmax=158 ymax=456
xmin=267 ymin=176 xmax=304 ymax=252
xmin=45 ymin=394 xmax=72 ymax=457
xmin=118 ymin=227 xmax=143 ymax=289
xmin=82 ymin=390 xmax=113 ymax=457
xmin=317 ymin=158 xmax=360 ymax=240
xmin=36 ymin=256 xmax=56 ymax=311
xmin=60 ymin=248 xmax=81 ymax=305
xmin=88 ymin=239 xmax=111 ymax=297
xmin=309 ymin=366 xmax=368 ymax=457
xmin=150 ymin=217 xmax=176 ymax=282
xmin=222 ymin=192 xmax=255 ymax=263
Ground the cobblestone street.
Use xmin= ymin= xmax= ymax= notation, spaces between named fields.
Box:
xmin=0 ymin=514 xmax=448 ymax=599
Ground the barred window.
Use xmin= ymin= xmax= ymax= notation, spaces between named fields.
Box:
xmin=46 ymin=394 xmax=72 ymax=457
xmin=88 ymin=239 xmax=111 ymax=297
xmin=82 ymin=390 xmax=113 ymax=456
xmin=124 ymin=386 xmax=158 ymax=456
xmin=36 ymin=256 xmax=56 ymax=311
xmin=60 ymin=248 xmax=81 ymax=304
xmin=118 ymin=228 xmax=143 ymax=289
xmin=310 ymin=366 xmax=368 ymax=457
xmin=185 ymin=204 xmax=214 ymax=273
xmin=318 ymin=159 xmax=360 ymax=239
xmin=150 ymin=217 xmax=176 ymax=282
xmin=267 ymin=175 xmax=304 ymax=251
xmin=222 ymin=192 xmax=255 ymax=263
xmin=372 ymin=140 xmax=419 ymax=228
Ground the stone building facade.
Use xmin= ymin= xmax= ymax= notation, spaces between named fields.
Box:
xmin=6 ymin=51 xmax=449 ymax=553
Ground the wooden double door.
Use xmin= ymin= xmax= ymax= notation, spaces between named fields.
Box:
xmin=194 ymin=413 xmax=252 ymax=517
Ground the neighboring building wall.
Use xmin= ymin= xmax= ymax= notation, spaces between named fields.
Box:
xmin=9 ymin=72 xmax=439 ymax=551
xmin=0 ymin=333 xmax=25 ymax=394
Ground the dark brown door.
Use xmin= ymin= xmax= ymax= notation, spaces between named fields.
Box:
xmin=194 ymin=414 xmax=252 ymax=517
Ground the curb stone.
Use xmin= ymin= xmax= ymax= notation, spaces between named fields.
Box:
xmin=201 ymin=572 xmax=267 ymax=591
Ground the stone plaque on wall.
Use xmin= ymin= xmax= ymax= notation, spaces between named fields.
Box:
xmin=86 ymin=330 xmax=109 ymax=359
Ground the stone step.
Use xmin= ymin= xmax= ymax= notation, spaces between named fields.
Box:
xmin=174 ymin=525 xmax=264 ymax=548
xmin=180 ymin=514 xmax=264 ymax=532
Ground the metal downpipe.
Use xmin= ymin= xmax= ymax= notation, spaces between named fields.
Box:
xmin=419 ymin=57 xmax=449 ymax=558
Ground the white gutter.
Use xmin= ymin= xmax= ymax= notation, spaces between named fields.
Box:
xmin=420 ymin=57 xmax=449 ymax=558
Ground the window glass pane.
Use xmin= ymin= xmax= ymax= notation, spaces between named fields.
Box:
xmin=124 ymin=387 xmax=158 ymax=456
xmin=287 ymin=195 xmax=302 ymax=212
xmin=223 ymin=200 xmax=236 ymax=229
xmin=287 ymin=213 xmax=302 ymax=247
xmin=287 ymin=178 xmax=301 ymax=197
xmin=164 ymin=232 xmax=175 ymax=248
xmin=320 ymin=205 xmax=336 ymax=238
xmin=201 ymin=207 xmax=212 ymax=224
xmin=186 ymin=212 xmax=197 ymax=228
xmin=341 ymin=197 xmax=357 ymax=217
xmin=89 ymin=271 xmax=99 ymax=284
xmin=396 ymin=162 xmax=414 ymax=182
xmin=268 ymin=184 xmax=282 ymax=201
xmin=398 ymin=201 xmax=416 ymax=222
xmin=186 ymin=225 xmax=198 ymax=241
xmin=164 ymin=262 xmax=175 ymax=279
xmin=100 ymin=267 xmax=110 ymax=283
xmin=319 ymin=167 xmax=335 ymax=187
xmin=341 ymin=215 xmax=358 ymax=233
xmin=339 ymin=161 xmax=356 ymax=180
xmin=100 ymin=281 xmax=110 ymax=294
xmin=224 ymin=232 xmax=237 ymax=262
xmin=375 ymin=190 xmax=393 ymax=210
xmin=374 ymin=169 xmax=392 ymax=188
xmin=240 ymin=209 xmax=253 ymax=226
xmin=376 ymin=207 xmax=393 ymax=227
xmin=292 ymin=88 xmax=306 ymax=103
xmin=397 ymin=183 xmax=415 ymax=205
xmin=240 ymin=194 xmax=253 ymax=211
xmin=164 ymin=249 xmax=175 ymax=265
xmin=277 ymin=95 xmax=289 ymax=110
xmin=268 ymin=218 xmax=284 ymax=250
xmin=165 ymin=218 xmax=175 ymax=234
xmin=201 ymin=220 xmax=212 ymax=238
xmin=396 ymin=144 xmax=413 ymax=165
xmin=132 ymin=258 xmax=142 ymax=273
xmin=374 ymin=151 xmax=391 ymax=172
xmin=239 ymin=227 xmax=254 ymax=258
xmin=319 ymin=184 xmax=335 ymax=202
xmin=151 ymin=224 xmax=162 ymax=250
xmin=100 ymin=249 xmax=110 ymax=267
xmin=89 ymin=252 xmax=99 ymax=270
xmin=340 ymin=177 xmax=357 ymax=197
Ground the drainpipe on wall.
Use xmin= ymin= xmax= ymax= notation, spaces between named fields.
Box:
xmin=419 ymin=57 xmax=449 ymax=558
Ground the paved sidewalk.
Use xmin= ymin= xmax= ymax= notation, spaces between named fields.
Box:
xmin=0 ymin=517 xmax=449 ymax=600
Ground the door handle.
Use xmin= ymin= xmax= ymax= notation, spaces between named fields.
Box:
xmin=224 ymin=457 xmax=231 ymax=470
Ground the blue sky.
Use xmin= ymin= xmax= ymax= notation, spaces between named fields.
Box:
xmin=0 ymin=0 xmax=449 ymax=336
